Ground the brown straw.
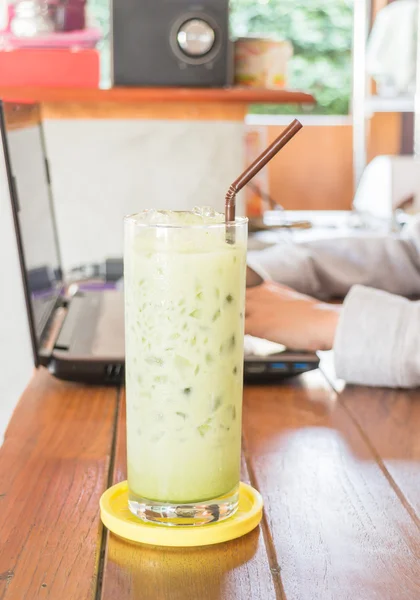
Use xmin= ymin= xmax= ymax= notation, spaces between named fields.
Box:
xmin=225 ymin=119 xmax=303 ymax=226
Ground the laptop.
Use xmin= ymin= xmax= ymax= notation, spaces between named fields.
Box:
xmin=1 ymin=101 xmax=125 ymax=383
xmin=1 ymin=100 xmax=319 ymax=384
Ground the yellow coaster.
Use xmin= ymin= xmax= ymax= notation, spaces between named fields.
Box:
xmin=100 ymin=481 xmax=263 ymax=547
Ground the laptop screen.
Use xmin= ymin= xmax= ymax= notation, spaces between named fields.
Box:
xmin=0 ymin=103 xmax=63 ymax=352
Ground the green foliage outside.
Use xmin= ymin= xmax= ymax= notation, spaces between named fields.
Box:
xmin=88 ymin=0 xmax=111 ymax=87
xmin=230 ymin=0 xmax=353 ymax=115
xmin=88 ymin=0 xmax=353 ymax=114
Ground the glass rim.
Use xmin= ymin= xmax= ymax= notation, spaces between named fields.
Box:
xmin=124 ymin=211 xmax=248 ymax=230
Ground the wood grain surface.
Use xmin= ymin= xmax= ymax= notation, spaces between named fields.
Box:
xmin=100 ymin=391 xmax=277 ymax=600
xmin=2 ymin=365 xmax=420 ymax=599
xmin=339 ymin=385 xmax=420 ymax=519
xmin=243 ymin=370 xmax=420 ymax=600
xmin=321 ymin=352 xmax=420 ymax=518
xmin=0 ymin=368 xmax=118 ymax=600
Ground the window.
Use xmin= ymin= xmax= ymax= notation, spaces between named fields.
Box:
xmin=230 ymin=0 xmax=353 ymax=115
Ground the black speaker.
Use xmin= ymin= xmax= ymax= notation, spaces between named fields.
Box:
xmin=112 ymin=0 xmax=232 ymax=87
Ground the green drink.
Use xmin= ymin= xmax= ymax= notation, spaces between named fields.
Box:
xmin=124 ymin=209 xmax=247 ymax=525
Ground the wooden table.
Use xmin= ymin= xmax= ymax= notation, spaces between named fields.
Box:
xmin=0 ymin=363 xmax=419 ymax=599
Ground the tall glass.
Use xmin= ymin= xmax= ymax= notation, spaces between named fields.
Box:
xmin=124 ymin=211 xmax=248 ymax=526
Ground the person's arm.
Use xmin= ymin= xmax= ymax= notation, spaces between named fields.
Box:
xmin=246 ymin=282 xmax=420 ymax=388
xmin=245 ymin=281 xmax=340 ymax=350
xmin=247 ymin=217 xmax=420 ymax=299
xmin=246 ymin=266 xmax=264 ymax=288
xmin=334 ymin=285 xmax=420 ymax=387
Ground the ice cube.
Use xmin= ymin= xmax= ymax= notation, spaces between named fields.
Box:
xmin=144 ymin=210 xmax=171 ymax=225
xmin=129 ymin=208 xmax=224 ymax=226
xmin=193 ymin=206 xmax=217 ymax=219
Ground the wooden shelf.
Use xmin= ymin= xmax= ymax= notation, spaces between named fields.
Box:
xmin=0 ymin=85 xmax=315 ymax=105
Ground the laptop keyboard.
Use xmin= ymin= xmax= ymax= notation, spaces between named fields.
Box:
xmin=55 ymin=294 xmax=100 ymax=352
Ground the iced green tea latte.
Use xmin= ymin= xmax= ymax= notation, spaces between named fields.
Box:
xmin=124 ymin=208 xmax=247 ymax=525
